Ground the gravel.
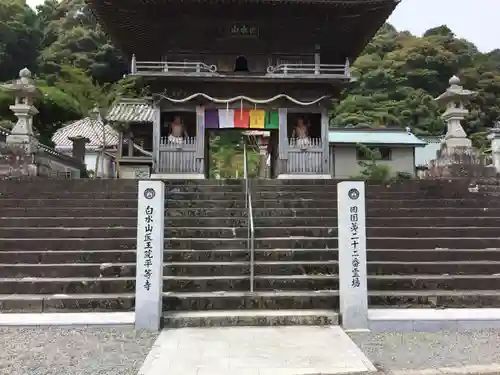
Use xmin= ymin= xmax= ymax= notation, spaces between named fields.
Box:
xmin=349 ymin=330 xmax=500 ymax=371
xmin=0 ymin=326 xmax=158 ymax=375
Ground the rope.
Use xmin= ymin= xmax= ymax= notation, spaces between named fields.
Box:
xmin=156 ymin=92 xmax=330 ymax=106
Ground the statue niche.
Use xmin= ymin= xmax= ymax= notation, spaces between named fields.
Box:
xmin=288 ymin=113 xmax=321 ymax=149
xmin=161 ymin=112 xmax=196 ymax=146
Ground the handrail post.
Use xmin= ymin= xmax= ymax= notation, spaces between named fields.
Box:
xmin=243 ymin=140 xmax=255 ymax=292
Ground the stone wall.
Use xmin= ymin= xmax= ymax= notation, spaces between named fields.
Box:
xmin=426 ymin=149 xmax=496 ymax=178
xmin=0 ymin=143 xmax=34 ymax=178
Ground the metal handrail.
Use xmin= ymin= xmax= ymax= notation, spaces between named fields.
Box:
xmin=243 ymin=141 xmax=255 ymax=292
xmin=131 ymin=55 xmax=218 ymax=75
xmin=266 ymin=62 xmax=350 ymax=77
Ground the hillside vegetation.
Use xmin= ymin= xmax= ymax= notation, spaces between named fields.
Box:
xmin=0 ymin=0 xmax=499 ymax=170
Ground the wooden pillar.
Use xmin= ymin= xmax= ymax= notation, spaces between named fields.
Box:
xmin=195 ymin=106 xmax=206 ymax=176
xmin=278 ymin=108 xmax=288 ymax=175
xmin=152 ymin=102 xmax=161 ymax=173
xmin=321 ymin=108 xmax=330 ymax=174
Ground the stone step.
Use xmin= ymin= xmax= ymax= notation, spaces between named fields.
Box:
xmin=0 ymin=217 xmax=247 ymax=228
xmin=253 ymin=191 xmax=443 ymax=199
xmin=252 ymin=208 xmax=500 ymax=218
xmin=4 ymin=237 xmax=500 ymax=251
xmin=4 ymin=226 xmax=500 ymax=239
xmin=251 ymin=199 xmax=499 ymax=209
xmin=0 ymin=275 xmax=335 ymax=294
xmin=4 ymin=260 xmax=500 ymax=278
xmin=5 ymin=207 xmax=500 ymax=218
xmin=368 ymin=290 xmax=500 ymax=308
xmin=0 ymin=199 xmax=244 ymax=209
xmin=0 ymin=249 xmax=335 ymax=264
xmin=253 ymin=216 xmax=500 ymax=227
xmin=5 ymin=248 xmax=500 ymax=265
xmin=0 ymin=227 xmax=243 ymax=239
xmin=5 ymin=274 xmax=500 ymax=294
xmin=368 ymin=249 xmax=500 ymax=262
xmin=0 ymin=293 xmax=136 ymax=313
xmin=0 ymin=191 xmax=246 ymax=199
xmin=2 ymin=289 xmax=500 ymax=313
xmin=254 ymin=227 xmax=500 ymax=238
xmin=0 ymin=290 xmax=339 ymax=312
xmin=0 ymin=250 xmax=138 ymax=264
xmin=162 ymin=309 xmax=339 ymax=328
xmin=165 ymin=248 xmax=500 ymax=262
xmin=164 ymin=290 xmax=339 ymax=311
xmin=2 ymin=198 xmax=498 ymax=209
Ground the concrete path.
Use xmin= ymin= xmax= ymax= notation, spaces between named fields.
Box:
xmin=138 ymin=326 xmax=376 ymax=375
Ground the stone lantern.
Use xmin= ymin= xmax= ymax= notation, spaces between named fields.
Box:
xmin=427 ymin=75 xmax=495 ymax=177
xmin=1 ymin=68 xmax=39 ymax=154
xmin=435 ymin=75 xmax=477 ymax=151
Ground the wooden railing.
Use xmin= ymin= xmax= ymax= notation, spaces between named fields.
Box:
xmin=286 ymin=137 xmax=324 ymax=174
xmin=131 ymin=55 xmax=218 ymax=75
xmin=157 ymin=136 xmax=202 ymax=174
xmin=266 ymin=61 xmax=350 ymax=78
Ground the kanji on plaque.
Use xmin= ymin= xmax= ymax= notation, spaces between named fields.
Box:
xmin=143 ymin=205 xmax=154 ymax=291
xmin=349 ymin=204 xmax=361 ymax=288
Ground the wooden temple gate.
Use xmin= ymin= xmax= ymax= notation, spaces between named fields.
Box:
xmin=149 ymin=102 xmax=331 ymax=179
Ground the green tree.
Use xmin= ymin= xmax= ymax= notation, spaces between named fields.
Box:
xmin=0 ymin=0 xmax=40 ymax=81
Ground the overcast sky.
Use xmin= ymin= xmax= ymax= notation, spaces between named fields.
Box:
xmin=25 ymin=0 xmax=498 ymax=52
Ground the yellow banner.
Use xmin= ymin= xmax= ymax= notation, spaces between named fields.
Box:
xmin=249 ymin=110 xmax=266 ymax=129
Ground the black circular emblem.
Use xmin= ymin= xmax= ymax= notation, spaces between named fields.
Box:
xmin=348 ymin=188 xmax=360 ymax=200
xmin=144 ymin=188 xmax=156 ymax=200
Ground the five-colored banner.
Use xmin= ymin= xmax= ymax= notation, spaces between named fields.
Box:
xmin=205 ymin=109 xmax=279 ymax=129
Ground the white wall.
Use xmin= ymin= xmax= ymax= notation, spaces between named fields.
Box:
xmin=84 ymin=152 xmax=115 ymax=178
xmin=331 ymin=145 xmax=416 ymax=179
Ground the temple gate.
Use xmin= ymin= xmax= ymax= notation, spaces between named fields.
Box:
xmin=90 ymin=0 xmax=398 ymax=178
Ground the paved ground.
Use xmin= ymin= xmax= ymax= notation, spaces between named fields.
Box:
xmin=138 ymin=326 xmax=375 ymax=375
xmin=349 ymin=329 xmax=500 ymax=372
xmin=0 ymin=326 xmax=158 ymax=375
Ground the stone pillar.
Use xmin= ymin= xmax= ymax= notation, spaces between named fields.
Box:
xmin=3 ymin=68 xmax=39 ymax=154
xmin=68 ymin=136 xmax=90 ymax=164
xmin=488 ymin=123 xmax=500 ymax=174
xmin=338 ymin=181 xmax=368 ymax=331
xmin=135 ymin=180 xmax=165 ymax=331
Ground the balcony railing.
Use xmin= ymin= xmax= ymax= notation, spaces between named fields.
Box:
xmin=130 ymin=55 xmax=218 ymax=76
xmin=266 ymin=60 xmax=350 ymax=78
xmin=130 ymin=54 xmax=351 ymax=79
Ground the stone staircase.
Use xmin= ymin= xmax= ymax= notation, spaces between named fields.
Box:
xmin=1 ymin=178 xmax=500 ymax=325
xmin=253 ymin=179 xmax=500 ymax=309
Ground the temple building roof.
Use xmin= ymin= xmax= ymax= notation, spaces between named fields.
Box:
xmin=51 ymin=117 xmax=120 ymax=151
xmin=86 ymin=0 xmax=400 ymax=63
xmin=106 ymin=99 xmax=155 ymax=123
xmin=328 ymin=128 xmax=426 ymax=146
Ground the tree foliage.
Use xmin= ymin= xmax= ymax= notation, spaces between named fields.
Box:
xmin=333 ymin=25 xmax=500 ymax=139
xmin=0 ymin=0 xmax=498 ymax=153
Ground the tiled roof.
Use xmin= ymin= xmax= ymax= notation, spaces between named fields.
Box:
xmin=106 ymin=99 xmax=154 ymax=123
xmin=51 ymin=117 xmax=119 ymax=151
xmin=329 ymin=129 xmax=427 ymax=146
